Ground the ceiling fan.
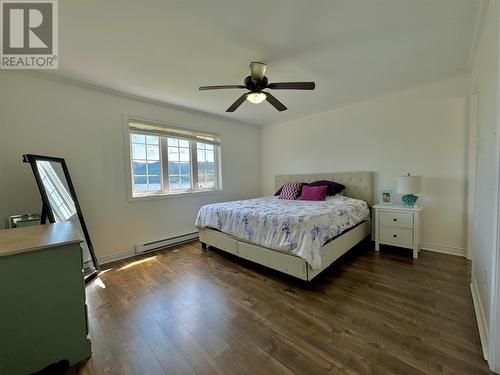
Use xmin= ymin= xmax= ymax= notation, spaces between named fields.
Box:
xmin=199 ymin=62 xmax=315 ymax=112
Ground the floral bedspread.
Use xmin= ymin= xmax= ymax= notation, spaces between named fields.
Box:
xmin=195 ymin=195 xmax=370 ymax=269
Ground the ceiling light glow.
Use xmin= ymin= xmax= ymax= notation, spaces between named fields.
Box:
xmin=247 ymin=92 xmax=267 ymax=104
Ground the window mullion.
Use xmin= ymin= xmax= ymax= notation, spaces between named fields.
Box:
xmin=215 ymin=145 xmax=220 ymax=189
xmin=160 ymin=137 xmax=169 ymax=192
xmin=145 ymin=141 xmax=150 ymax=191
xmin=191 ymin=140 xmax=198 ymax=191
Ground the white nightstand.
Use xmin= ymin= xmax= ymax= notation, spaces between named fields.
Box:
xmin=374 ymin=204 xmax=422 ymax=258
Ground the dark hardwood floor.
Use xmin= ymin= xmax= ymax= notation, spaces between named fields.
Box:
xmin=74 ymin=240 xmax=492 ymax=375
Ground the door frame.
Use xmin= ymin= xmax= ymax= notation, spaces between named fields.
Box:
xmin=490 ymin=73 xmax=500 ymax=374
xmin=467 ymin=93 xmax=479 ymax=261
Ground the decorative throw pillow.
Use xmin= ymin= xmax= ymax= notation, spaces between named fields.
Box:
xmin=275 ymin=182 xmax=306 ymax=196
xmin=300 ymin=185 xmax=328 ymax=201
xmin=308 ymin=180 xmax=346 ymax=196
xmin=278 ymin=182 xmax=303 ymax=200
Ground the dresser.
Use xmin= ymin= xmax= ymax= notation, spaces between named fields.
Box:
xmin=374 ymin=204 xmax=422 ymax=258
xmin=0 ymin=222 xmax=91 ymax=375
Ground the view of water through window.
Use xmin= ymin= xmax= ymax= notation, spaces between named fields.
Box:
xmin=129 ymin=129 xmax=219 ymax=195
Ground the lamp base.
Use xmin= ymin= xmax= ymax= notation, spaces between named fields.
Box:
xmin=401 ymin=194 xmax=418 ymax=207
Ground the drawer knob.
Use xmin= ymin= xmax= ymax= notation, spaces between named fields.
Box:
xmin=393 ymin=234 xmax=397 ymax=238
xmin=393 ymin=218 xmax=397 ymax=221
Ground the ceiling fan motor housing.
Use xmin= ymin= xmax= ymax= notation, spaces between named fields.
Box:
xmin=245 ymin=75 xmax=268 ymax=92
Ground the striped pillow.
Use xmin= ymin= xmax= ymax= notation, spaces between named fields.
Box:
xmin=278 ymin=182 xmax=303 ymax=200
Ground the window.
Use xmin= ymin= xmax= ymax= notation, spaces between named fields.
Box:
xmin=167 ymin=138 xmax=191 ymax=190
xmin=197 ymin=140 xmax=216 ymax=189
xmin=130 ymin=134 xmax=161 ymax=193
xmin=127 ymin=119 xmax=221 ymax=197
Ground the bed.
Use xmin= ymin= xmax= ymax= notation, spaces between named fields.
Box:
xmin=196 ymin=172 xmax=374 ymax=281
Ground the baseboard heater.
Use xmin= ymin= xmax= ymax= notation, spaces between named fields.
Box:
xmin=135 ymin=232 xmax=199 ymax=254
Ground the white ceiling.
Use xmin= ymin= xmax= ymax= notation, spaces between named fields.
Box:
xmin=54 ymin=0 xmax=479 ymax=126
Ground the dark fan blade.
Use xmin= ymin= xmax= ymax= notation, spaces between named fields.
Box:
xmin=199 ymin=85 xmax=246 ymax=90
xmin=262 ymin=91 xmax=287 ymax=111
xmin=267 ymin=82 xmax=315 ymax=90
xmin=250 ymin=62 xmax=266 ymax=82
xmin=226 ymin=93 xmax=248 ymax=112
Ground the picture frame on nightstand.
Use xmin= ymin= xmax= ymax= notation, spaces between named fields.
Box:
xmin=379 ymin=189 xmax=393 ymax=205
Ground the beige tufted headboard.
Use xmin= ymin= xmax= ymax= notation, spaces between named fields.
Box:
xmin=275 ymin=172 xmax=374 ymax=207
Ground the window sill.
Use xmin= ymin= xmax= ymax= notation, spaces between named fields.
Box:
xmin=128 ymin=189 xmax=223 ymax=202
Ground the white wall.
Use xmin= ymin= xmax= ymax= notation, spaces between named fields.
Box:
xmin=469 ymin=0 xmax=500 ymax=369
xmin=0 ymin=72 xmax=261 ymax=260
xmin=261 ymin=74 xmax=469 ymax=255
xmin=470 ymin=0 xmax=499 ymax=333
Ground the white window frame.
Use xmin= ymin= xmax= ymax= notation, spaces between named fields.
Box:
xmin=124 ymin=116 xmax=222 ymax=200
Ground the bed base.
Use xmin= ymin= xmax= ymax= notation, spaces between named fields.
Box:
xmin=198 ymin=220 xmax=370 ymax=281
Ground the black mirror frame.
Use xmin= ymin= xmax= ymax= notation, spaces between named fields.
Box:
xmin=23 ymin=154 xmax=100 ymax=283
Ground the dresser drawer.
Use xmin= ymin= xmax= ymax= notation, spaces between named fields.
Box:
xmin=380 ymin=211 xmax=413 ymax=228
xmin=380 ymin=227 xmax=413 ymax=247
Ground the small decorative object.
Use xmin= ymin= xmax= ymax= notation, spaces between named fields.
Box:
xmin=397 ymin=173 xmax=422 ymax=206
xmin=379 ymin=189 xmax=393 ymax=205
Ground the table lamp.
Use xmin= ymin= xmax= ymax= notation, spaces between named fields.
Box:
xmin=396 ymin=173 xmax=422 ymax=206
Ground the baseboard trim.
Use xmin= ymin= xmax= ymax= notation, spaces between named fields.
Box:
xmin=470 ymin=276 xmax=489 ymax=360
xmin=420 ymin=242 xmax=466 ymax=257
xmin=97 ymin=249 xmax=136 ymax=265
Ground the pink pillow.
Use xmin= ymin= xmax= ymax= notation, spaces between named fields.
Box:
xmin=278 ymin=182 xmax=303 ymax=200
xmin=308 ymin=180 xmax=346 ymax=196
xmin=300 ymin=185 xmax=328 ymax=201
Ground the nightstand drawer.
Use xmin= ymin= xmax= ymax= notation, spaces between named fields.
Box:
xmin=380 ymin=227 xmax=413 ymax=246
xmin=380 ymin=211 xmax=413 ymax=228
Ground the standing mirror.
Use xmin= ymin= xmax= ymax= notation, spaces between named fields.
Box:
xmin=23 ymin=154 xmax=99 ymax=283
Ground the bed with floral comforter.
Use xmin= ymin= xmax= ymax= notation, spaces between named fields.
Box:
xmin=195 ymin=195 xmax=370 ymax=269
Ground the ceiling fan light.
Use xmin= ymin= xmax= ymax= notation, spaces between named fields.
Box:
xmin=247 ymin=92 xmax=267 ymax=104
